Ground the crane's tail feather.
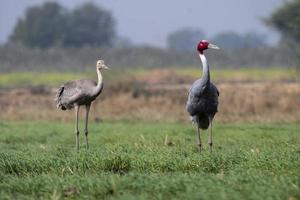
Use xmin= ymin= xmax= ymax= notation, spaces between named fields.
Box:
xmin=54 ymin=86 xmax=66 ymax=110
xmin=192 ymin=115 xmax=210 ymax=130
xmin=198 ymin=117 xmax=209 ymax=129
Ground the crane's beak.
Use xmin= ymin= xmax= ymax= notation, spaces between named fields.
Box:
xmin=103 ymin=65 xmax=110 ymax=70
xmin=208 ymin=43 xmax=220 ymax=50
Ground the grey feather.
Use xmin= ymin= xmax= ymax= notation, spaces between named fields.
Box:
xmin=55 ymin=79 xmax=103 ymax=110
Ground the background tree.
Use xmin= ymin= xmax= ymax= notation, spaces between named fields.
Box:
xmin=63 ymin=3 xmax=116 ymax=47
xmin=9 ymin=2 xmax=67 ymax=48
xmin=9 ymin=2 xmax=116 ymax=48
xmin=243 ymin=32 xmax=267 ymax=49
xmin=266 ymin=0 xmax=300 ymax=75
xmin=212 ymin=32 xmax=244 ymax=49
xmin=212 ymin=31 xmax=266 ymax=49
xmin=167 ymin=27 xmax=206 ymax=52
xmin=266 ymin=0 xmax=300 ymax=42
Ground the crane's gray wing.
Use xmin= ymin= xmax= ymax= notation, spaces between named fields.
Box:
xmin=55 ymin=79 xmax=97 ymax=109
xmin=59 ymin=81 xmax=84 ymax=101
xmin=189 ymin=79 xmax=207 ymax=96
xmin=186 ymin=80 xmax=219 ymax=116
xmin=186 ymin=79 xmax=206 ymax=116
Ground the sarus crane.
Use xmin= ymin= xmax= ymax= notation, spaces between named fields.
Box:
xmin=55 ymin=60 xmax=109 ymax=151
xmin=186 ymin=40 xmax=220 ymax=152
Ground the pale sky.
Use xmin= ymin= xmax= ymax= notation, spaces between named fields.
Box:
xmin=0 ymin=0 xmax=285 ymax=47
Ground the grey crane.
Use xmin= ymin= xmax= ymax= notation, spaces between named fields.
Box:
xmin=186 ymin=40 xmax=220 ymax=152
xmin=55 ymin=60 xmax=109 ymax=151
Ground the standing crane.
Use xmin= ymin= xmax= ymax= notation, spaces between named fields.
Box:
xmin=186 ymin=40 xmax=220 ymax=152
xmin=55 ymin=60 xmax=109 ymax=151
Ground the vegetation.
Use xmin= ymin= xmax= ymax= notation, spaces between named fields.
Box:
xmin=2 ymin=1 xmax=299 ymax=73
xmin=62 ymin=3 xmax=115 ymax=48
xmin=0 ymin=68 xmax=296 ymax=87
xmin=0 ymin=71 xmax=125 ymax=87
xmin=9 ymin=2 xmax=115 ymax=48
xmin=267 ymin=0 xmax=300 ymax=42
xmin=0 ymin=121 xmax=299 ymax=199
xmin=166 ymin=28 xmax=267 ymax=51
xmin=0 ymin=44 xmax=297 ymax=72
xmin=266 ymin=0 xmax=300 ymax=75
xmin=212 ymin=32 xmax=266 ymax=49
xmin=174 ymin=67 xmax=298 ymax=81
xmin=1 ymin=1 xmax=299 ymax=199
xmin=166 ymin=27 xmax=206 ymax=52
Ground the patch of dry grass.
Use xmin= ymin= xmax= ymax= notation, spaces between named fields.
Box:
xmin=1 ymin=80 xmax=299 ymax=123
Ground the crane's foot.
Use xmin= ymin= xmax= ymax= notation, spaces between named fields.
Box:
xmin=85 ymin=131 xmax=89 ymax=150
xmin=208 ymin=142 xmax=213 ymax=153
xmin=197 ymin=143 xmax=202 ymax=153
xmin=75 ymin=131 xmax=80 ymax=152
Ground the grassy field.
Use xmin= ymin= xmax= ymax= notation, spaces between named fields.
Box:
xmin=0 ymin=71 xmax=125 ymax=87
xmin=0 ymin=121 xmax=299 ymax=199
xmin=174 ymin=67 xmax=299 ymax=81
xmin=0 ymin=68 xmax=298 ymax=87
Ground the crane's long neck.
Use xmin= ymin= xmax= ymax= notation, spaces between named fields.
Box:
xmin=199 ymin=53 xmax=210 ymax=87
xmin=93 ymin=69 xmax=104 ymax=96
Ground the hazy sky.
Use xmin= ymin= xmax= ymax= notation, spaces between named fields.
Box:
xmin=0 ymin=0 xmax=285 ymax=46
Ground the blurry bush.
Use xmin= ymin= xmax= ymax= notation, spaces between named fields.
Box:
xmin=212 ymin=32 xmax=267 ymax=50
xmin=265 ymin=0 xmax=300 ymax=75
xmin=9 ymin=2 xmax=115 ymax=48
xmin=166 ymin=27 xmax=206 ymax=52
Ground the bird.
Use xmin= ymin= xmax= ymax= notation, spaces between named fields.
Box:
xmin=55 ymin=59 xmax=109 ymax=151
xmin=186 ymin=40 xmax=220 ymax=153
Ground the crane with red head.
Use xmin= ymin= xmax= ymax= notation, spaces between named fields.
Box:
xmin=186 ymin=40 xmax=220 ymax=152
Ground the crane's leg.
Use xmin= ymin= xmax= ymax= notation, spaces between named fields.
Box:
xmin=75 ymin=105 xmax=80 ymax=152
xmin=208 ymin=117 xmax=213 ymax=153
xmin=196 ymin=126 xmax=202 ymax=152
xmin=84 ymin=103 xmax=91 ymax=150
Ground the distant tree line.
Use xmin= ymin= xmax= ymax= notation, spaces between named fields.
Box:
xmin=166 ymin=0 xmax=300 ymax=72
xmin=9 ymin=2 xmax=116 ymax=48
xmin=0 ymin=44 xmax=296 ymax=72
xmin=1 ymin=0 xmax=300 ymax=73
xmin=7 ymin=0 xmax=300 ymax=53
xmin=167 ymin=28 xmax=206 ymax=52
xmin=166 ymin=28 xmax=267 ymax=52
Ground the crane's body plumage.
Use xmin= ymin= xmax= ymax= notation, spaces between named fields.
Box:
xmin=186 ymin=80 xmax=219 ymax=129
xmin=56 ymin=79 xmax=103 ymax=110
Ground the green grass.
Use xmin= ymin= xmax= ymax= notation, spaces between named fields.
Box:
xmin=174 ymin=67 xmax=298 ymax=81
xmin=0 ymin=70 xmax=126 ymax=87
xmin=0 ymin=121 xmax=299 ymax=199
xmin=0 ymin=68 xmax=297 ymax=87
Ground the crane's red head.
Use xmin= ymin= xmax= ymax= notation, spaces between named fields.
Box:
xmin=197 ymin=40 xmax=220 ymax=54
